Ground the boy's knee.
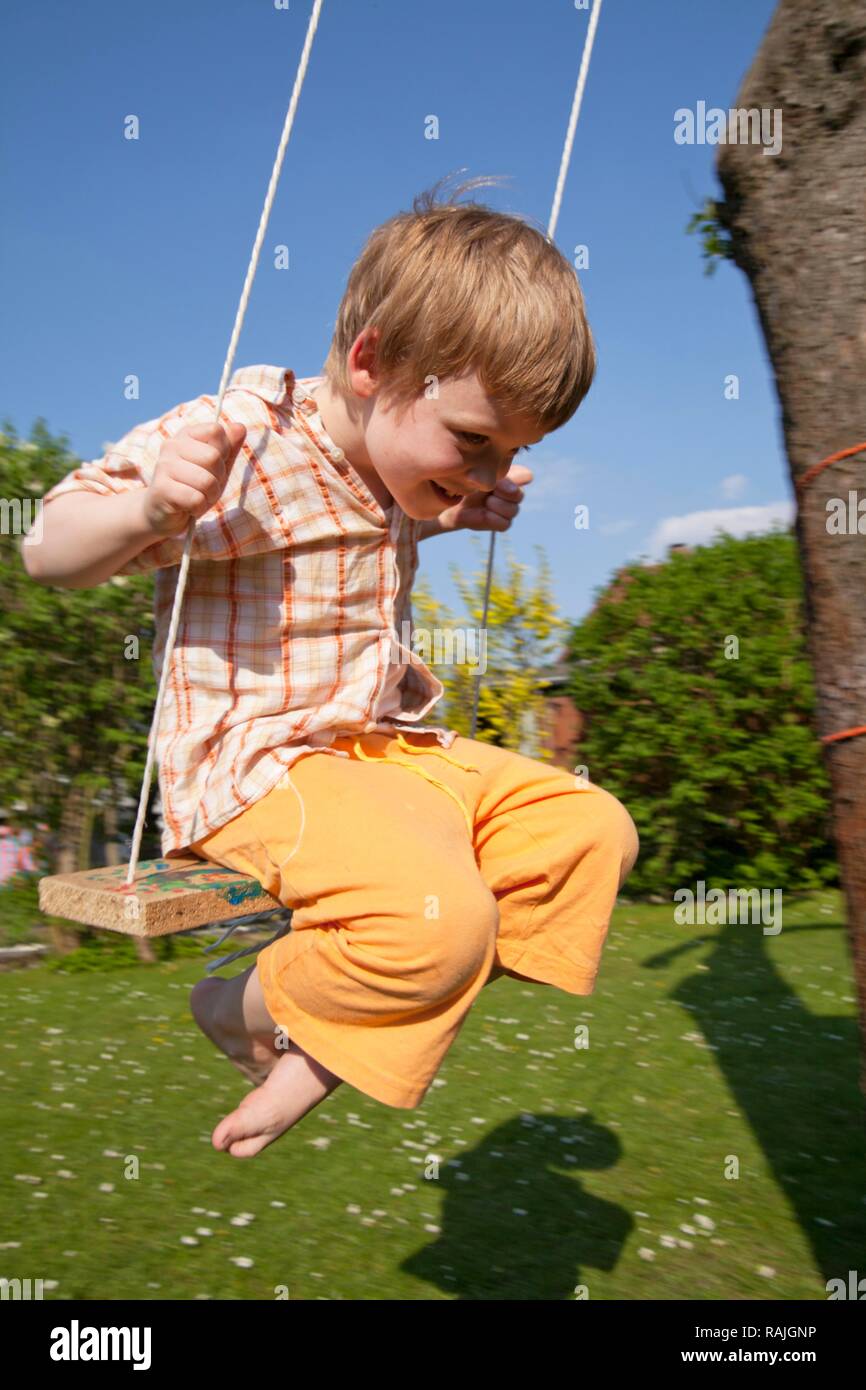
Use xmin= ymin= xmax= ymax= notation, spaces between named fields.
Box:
xmin=411 ymin=885 xmax=499 ymax=998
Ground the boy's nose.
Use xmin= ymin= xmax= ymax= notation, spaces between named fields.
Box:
xmin=468 ymin=464 xmax=509 ymax=492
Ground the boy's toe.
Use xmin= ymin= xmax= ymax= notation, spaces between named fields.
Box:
xmin=212 ymin=1109 xmax=246 ymax=1151
xmin=227 ymin=1135 xmax=270 ymax=1159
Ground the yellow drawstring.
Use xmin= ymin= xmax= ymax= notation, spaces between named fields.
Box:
xmin=394 ymin=729 xmax=481 ymax=773
xmin=350 ymin=730 xmax=480 ymax=839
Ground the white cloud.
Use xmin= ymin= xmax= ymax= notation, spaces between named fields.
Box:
xmin=721 ymin=473 xmax=748 ymax=500
xmin=641 ymin=501 xmax=794 ymax=560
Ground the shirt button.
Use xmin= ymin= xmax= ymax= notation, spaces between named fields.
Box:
xmin=330 ymin=447 xmax=344 ymax=462
xmin=292 ymin=386 xmax=309 ymax=405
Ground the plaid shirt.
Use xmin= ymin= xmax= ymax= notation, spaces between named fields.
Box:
xmin=42 ymin=366 xmax=459 ymax=857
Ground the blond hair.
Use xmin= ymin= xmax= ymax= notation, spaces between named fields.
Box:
xmin=321 ymin=172 xmax=596 ymax=432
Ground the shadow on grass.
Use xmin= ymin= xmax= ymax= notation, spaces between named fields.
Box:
xmin=646 ymin=915 xmax=866 ymax=1286
xmin=400 ymin=1112 xmax=630 ymax=1299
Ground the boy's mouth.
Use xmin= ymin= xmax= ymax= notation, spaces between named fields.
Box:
xmin=430 ymin=480 xmax=466 ymax=505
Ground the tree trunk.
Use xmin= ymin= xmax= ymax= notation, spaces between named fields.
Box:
xmin=49 ymin=847 xmax=79 ymax=954
xmin=716 ymin=0 xmax=866 ymax=1105
xmin=49 ymin=781 xmax=87 ymax=954
xmin=77 ymin=795 xmax=95 ymax=871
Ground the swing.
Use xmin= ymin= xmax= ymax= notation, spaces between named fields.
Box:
xmin=37 ymin=0 xmax=604 ymax=939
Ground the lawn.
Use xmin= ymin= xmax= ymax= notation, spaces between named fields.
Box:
xmin=0 ymin=891 xmax=863 ymax=1301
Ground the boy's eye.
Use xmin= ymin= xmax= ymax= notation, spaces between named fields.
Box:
xmin=456 ymin=430 xmax=532 ymax=456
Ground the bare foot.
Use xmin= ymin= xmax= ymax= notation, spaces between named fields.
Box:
xmin=190 ymin=969 xmax=283 ymax=1087
xmin=211 ymin=1043 xmax=344 ymax=1158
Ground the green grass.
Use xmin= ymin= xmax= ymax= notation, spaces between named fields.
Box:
xmin=0 ymin=875 xmax=50 ymax=949
xmin=0 ymin=891 xmax=863 ymax=1301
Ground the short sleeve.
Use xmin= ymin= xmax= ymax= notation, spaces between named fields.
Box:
xmin=41 ymin=391 xmax=298 ymax=575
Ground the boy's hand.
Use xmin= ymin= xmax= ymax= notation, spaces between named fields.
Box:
xmin=435 ymin=463 xmax=533 ymax=534
xmin=143 ymin=420 xmax=247 ymax=537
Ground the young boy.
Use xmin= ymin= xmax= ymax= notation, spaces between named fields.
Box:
xmin=25 ymin=183 xmax=639 ymax=1159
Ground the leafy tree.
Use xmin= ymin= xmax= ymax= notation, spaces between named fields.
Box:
xmin=0 ymin=419 xmax=161 ymax=889
xmin=564 ymin=531 xmax=835 ymax=896
xmin=412 ymin=539 xmax=566 ymax=752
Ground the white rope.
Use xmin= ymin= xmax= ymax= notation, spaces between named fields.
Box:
xmin=469 ymin=0 xmax=603 ymax=738
xmin=125 ymin=0 xmax=326 ymax=886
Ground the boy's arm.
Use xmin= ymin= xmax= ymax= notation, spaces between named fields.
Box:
xmin=22 ymin=414 xmax=245 ymax=589
xmin=21 ymin=488 xmax=168 ymax=589
xmin=417 ymin=518 xmax=448 ymax=541
xmin=19 ymin=389 xmax=309 ymax=588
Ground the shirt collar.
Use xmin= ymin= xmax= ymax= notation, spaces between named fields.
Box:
xmin=227 ymin=365 xmax=402 ymax=533
xmin=226 ymin=363 xmax=297 ymax=405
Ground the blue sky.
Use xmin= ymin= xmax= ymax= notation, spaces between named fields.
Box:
xmin=1 ymin=0 xmax=787 ymax=628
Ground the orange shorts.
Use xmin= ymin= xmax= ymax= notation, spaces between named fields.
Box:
xmin=191 ymin=730 xmax=639 ymax=1109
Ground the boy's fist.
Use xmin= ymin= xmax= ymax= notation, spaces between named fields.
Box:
xmin=143 ymin=419 xmax=247 ymax=537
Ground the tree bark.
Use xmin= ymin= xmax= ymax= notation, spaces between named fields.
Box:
xmin=716 ymin=0 xmax=866 ymax=1104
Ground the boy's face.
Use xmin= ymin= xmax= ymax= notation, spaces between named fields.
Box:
xmin=319 ymin=332 xmax=545 ymax=520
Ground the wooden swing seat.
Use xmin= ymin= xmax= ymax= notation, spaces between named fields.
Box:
xmin=38 ymin=857 xmax=281 ymax=937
